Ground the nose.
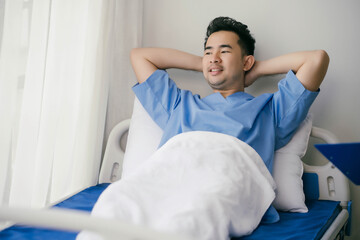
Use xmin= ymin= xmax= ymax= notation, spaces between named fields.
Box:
xmin=210 ymin=52 xmax=221 ymax=63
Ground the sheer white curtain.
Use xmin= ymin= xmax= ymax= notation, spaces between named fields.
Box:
xmin=0 ymin=0 xmax=28 ymax=210
xmin=0 ymin=0 xmax=143 ymax=216
xmin=103 ymin=1 xmax=143 ymax=153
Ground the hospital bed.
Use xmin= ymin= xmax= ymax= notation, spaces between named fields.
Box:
xmin=0 ymin=99 xmax=352 ymax=240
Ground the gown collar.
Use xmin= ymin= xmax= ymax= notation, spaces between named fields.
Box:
xmin=203 ymin=91 xmax=254 ymax=105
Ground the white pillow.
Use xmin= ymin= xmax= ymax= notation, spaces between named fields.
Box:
xmin=272 ymin=114 xmax=313 ymax=213
xmin=122 ymin=98 xmax=163 ymax=178
xmin=123 ymin=98 xmax=312 ymax=212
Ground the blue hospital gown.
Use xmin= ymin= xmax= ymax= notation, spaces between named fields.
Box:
xmin=133 ymin=69 xmax=319 ymax=172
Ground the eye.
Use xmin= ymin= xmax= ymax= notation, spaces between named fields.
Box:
xmin=204 ymin=52 xmax=211 ymax=55
xmin=221 ymin=50 xmax=230 ymax=54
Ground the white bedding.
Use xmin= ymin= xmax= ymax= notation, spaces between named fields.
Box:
xmin=77 ymin=131 xmax=276 ymax=240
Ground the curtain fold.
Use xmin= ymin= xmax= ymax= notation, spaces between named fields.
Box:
xmin=0 ymin=0 xmax=26 ymax=208
xmin=8 ymin=0 xmax=52 ymax=209
xmin=0 ymin=0 xmax=143 ymax=215
xmin=103 ymin=0 xmax=143 ymax=150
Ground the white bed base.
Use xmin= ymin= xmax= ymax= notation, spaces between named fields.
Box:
xmin=0 ymin=120 xmax=351 ymax=240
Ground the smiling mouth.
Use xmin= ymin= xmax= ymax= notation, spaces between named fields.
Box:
xmin=209 ymin=65 xmax=223 ymax=72
xmin=209 ymin=68 xmax=223 ymax=76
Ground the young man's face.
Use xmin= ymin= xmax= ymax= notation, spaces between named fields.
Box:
xmin=202 ymin=31 xmax=247 ymax=94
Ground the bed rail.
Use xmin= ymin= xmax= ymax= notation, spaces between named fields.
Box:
xmin=303 ymin=127 xmax=351 ymax=205
xmin=99 ymin=119 xmax=130 ymax=184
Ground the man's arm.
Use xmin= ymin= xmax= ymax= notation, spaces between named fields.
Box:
xmin=130 ymin=48 xmax=203 ymax=84
xmin=245 ymin=50 xmax=330 ymax=91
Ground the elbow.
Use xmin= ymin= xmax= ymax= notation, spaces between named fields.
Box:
xmin=315 ymin=50 xmax=330 ymax=69
xmin=130 ymin=48 xmax=141 ymax=60
xmin=318 ymin=49 xmax=330 ymax=63
xmin=130 ymin=48 xmax=153 ymax=65
xmin=312 ymin=50 xmax=330 ymax=81
xmin=130 ymin=48 xmax=148 ymax=68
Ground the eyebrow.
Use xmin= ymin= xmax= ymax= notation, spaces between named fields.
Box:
xmin=204 ymin=44 xmax=233 ymax=51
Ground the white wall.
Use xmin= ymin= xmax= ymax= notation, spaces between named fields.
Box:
xmin=142 ymin=0 xmax=360 ymax=239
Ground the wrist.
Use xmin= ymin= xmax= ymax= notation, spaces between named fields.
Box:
xmin=195 ymin=56 xmax=203 ymax=72
xmin=251 ymin=60 xmax=263 ymax=79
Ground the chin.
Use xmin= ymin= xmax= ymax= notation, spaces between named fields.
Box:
xmin=208 ymin=80 xmax=226 ymax=90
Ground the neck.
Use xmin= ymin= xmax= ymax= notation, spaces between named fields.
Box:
xmin=214 ymin=88 xmax=244 ymax=98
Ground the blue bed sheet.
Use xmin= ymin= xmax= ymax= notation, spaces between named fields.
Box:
xmin=0 ymin=183 xmax=341 ymax=240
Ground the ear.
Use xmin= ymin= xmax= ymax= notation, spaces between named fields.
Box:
xmin=243 ymin=55 xmax=255 ymax=71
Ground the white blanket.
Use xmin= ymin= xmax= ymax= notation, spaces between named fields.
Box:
xmin=78 ymin=131 xmax=276 ymax=240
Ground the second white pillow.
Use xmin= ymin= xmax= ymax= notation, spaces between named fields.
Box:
xmin=272 ymin=114 xmax=313 ymax=213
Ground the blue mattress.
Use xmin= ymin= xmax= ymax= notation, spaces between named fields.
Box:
xmin=0 ymin=183 xmax=341 ymax=240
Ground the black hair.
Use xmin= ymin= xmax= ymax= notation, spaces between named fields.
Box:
xmin=204 ymin=17 xmax=255 ymax=56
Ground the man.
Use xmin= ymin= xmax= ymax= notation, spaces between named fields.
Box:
xmin=130 ymin=16 xmax=329 ymax=222
xmin=131 ymin=16 xmax=328 ymax=167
